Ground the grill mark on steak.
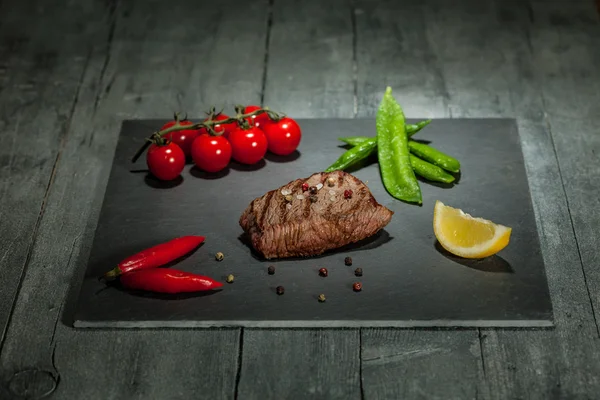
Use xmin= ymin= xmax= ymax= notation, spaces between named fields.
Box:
xmin=259 ymin=191 xmax=275 ymax=228
xmin=239 ymin=171 xmax=393 ymax=259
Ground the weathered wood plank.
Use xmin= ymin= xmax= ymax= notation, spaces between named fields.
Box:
xmin=362 ymin=329 xmax=484 ymax=399
xmin=459 ymin=1 xmax=600 ymax=398
xmin=354 ymin=1 xmax=484 ymax=398
xmin=0 ymin=0 xmax=99 ymax=351
xmin=238 ymin=329 xmax=361 ymax=399
xmin=354 ymin=0 xmax=448 ymax=118
xmin=262 ymin=0 xmax=354 ymax=117
xmin=236 ymin=0 xmax=360 ymax=398
xmin=0 ymin=0 xmax=267 ymax=398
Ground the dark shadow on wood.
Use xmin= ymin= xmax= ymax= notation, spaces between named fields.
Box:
xmin=238 ymin=229 xmax=393 ymax=261
xmin=434 ymin=241 xmax=514 ymax=273
xmin=189 ymin=165 xmax=231 ymax=180
xmin=264 ymin=150 xmax=301 ymax=163
xmin=229 ymin=159 xmax=267 ymax=172
xmin=143 ymin=173 xmax=184 ymax=188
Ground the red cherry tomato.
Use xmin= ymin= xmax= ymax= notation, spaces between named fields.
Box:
xmin=262 ymin=117 xmax=302 ymax=156
xmin=191 ymin=134 xmax=232 ymax=173
xmin=161 ymin=120 xmax=199 ymax=159
xmin=146 ymin=142 xmax=185 ymax=181
xmin=199 ymin=113 xmax=237 ymax=139
xmin=243 ymin=105 xmax=271 ymax=129
xmin=228 ymin=127 xmax=268 ymax=165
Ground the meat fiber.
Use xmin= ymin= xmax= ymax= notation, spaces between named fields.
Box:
xmin=239 ymin=171 xmax=393 ymax=259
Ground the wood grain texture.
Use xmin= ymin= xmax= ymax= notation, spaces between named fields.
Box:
xmin=354 ymin=0 xmax=448 ymax=118
xmin=263 ymin=0 xmax=354 ymax=118
xmin=362 ymin=329 xmax=484 ymax=399
xmin=0 ymin=0 xmax=267 ymax=398
xmin=0 ymin=0 xmax=95 ymax=350
xmin=451 ymin=1 xmax=600 ymax=398
xmin=237 ymin=329 xmax=361 ymax=399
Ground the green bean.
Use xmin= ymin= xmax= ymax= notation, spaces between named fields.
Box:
xmin=376 ymin=87 xmax=422 ymax=204
xmin=409 ymin=154 xmax=455 ymax=183
xmin=338 ymin=119 xmax=431 ymax=147
xmin=407 ymin=141 xmax=460 ymax=173
xmin=333 ymin=136 xmax=455 ymax=184
xmin=324 ymin=139 xmax=377 ymax=172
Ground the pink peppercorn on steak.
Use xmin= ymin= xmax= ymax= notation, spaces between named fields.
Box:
xmin=239 ymin=171 xmax=394 ymax=259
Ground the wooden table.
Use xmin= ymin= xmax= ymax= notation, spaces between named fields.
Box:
xmin=1 ymin=0 xmax=599 ymax=398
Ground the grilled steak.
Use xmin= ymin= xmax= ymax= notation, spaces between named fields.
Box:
xmin=239 ymin=171 xmax=394 ymax=259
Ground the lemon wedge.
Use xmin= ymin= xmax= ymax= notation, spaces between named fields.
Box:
xmin=433 ymin=200 xmax=512 ymax=259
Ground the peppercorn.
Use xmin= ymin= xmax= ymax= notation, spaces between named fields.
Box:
xmin=309 ymin=194 xmax=318 ymax=203
xmin=344 ymin=189 xmax=353 ymax=199
xmin=353 ymin=282 xmax=362 ymax=292
xmin=302 ymin=182 xmax=309 ymax=192
xmin=276 ymin=286 xmax=285 ymax=295
xmin=327 ymin=177 xmax=335 ymax=187
xmin=215 ymin=252 xmax=224 ymax=261
xmin=285 ymin=194 xmax=293 ymax=202
xmin=344 ymin=256 xmax=352 ymax=266
xmin=354 ymin=267 xmax=363 ymax=277
xmin=318 ymin=294 xmax=326 ymax=302
xmin=226 ymin=274 xmax=234 ymax=283
xmin=319 ymin=268 xmax=328 ymax=277
xmin=268 ymin=265 xmax=275 ymax=275
xmin=309 ymin=186 xmax=318 ymax=195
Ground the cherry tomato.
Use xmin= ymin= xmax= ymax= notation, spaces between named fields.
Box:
xmin=199 ymin=113 xmax=237 ymax=139
xmin=146 ymin=142 xmax=185 ymax=181
xmin=262 ymin=117 xmax=302 ymax=156
xmin=228 ymin=127 xmax=268 ymax=164
xmin=243 ymin=105 xmax=271 ymax=129
xmin=191 ymin=134 xmax=232 ymax=173
xmin=161 ymin=120 xmax=199 ymax=159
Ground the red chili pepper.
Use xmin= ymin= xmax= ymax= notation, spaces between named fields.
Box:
xmin=103 ymin=236 xmax=205 ymax=280
xmin=120 ymin=269 xmax=223 ymax=293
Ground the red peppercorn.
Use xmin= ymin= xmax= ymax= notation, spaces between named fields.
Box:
xmin=344 ymin=189 xmax=353 ymax=199
xmin=353 ymin=282 xmax=362 ymax=292
xmin=302 ymin=183 xmax=309 ymax=192
xmin=319 ymin=268 xmax=328 ymax=277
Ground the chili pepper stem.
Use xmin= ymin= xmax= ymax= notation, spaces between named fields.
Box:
xmin=102 ymin=267 xmax=122 ymax=281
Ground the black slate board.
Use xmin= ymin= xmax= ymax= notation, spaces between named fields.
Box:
xmin=72 ymin=118 xmax=553 ymax=328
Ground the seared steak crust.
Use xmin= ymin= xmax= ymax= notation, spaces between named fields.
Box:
xmin=239 ymin=171 xmax=394 ymax=259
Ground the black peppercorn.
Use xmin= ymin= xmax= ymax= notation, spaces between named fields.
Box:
xmin=276 ymin=286 xmax=285 ymax=295
xmin=353 ymin=282 xmax=362 ymax=292
xmin=309 ymin=186 xmax=318 ymax=195
xmin=319 ymin=268 xmax=328 ymax=277
xmin=344 ymin=256 xmax=352 ymax=266
xmin=268 ymin=265 xmax=275 ymax=275
xmin=354 ymin=268 xmax=363 ymax=276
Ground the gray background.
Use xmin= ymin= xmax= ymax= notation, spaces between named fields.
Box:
xmin=73 ymin=118 xmax=552 ymax=328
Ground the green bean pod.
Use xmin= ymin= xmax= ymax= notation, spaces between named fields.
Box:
xmin=409 ymin=154 xmax=455 ymax=183
xmin=407 ymin=141 xmax=460 ymax=173
xmin=324 ymin=139 xmax=377 ymax=172
xmin=376 ymin=87 xmax=422 ymax=204
xmin=338 ymin=119 xmax=431 ymax=147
